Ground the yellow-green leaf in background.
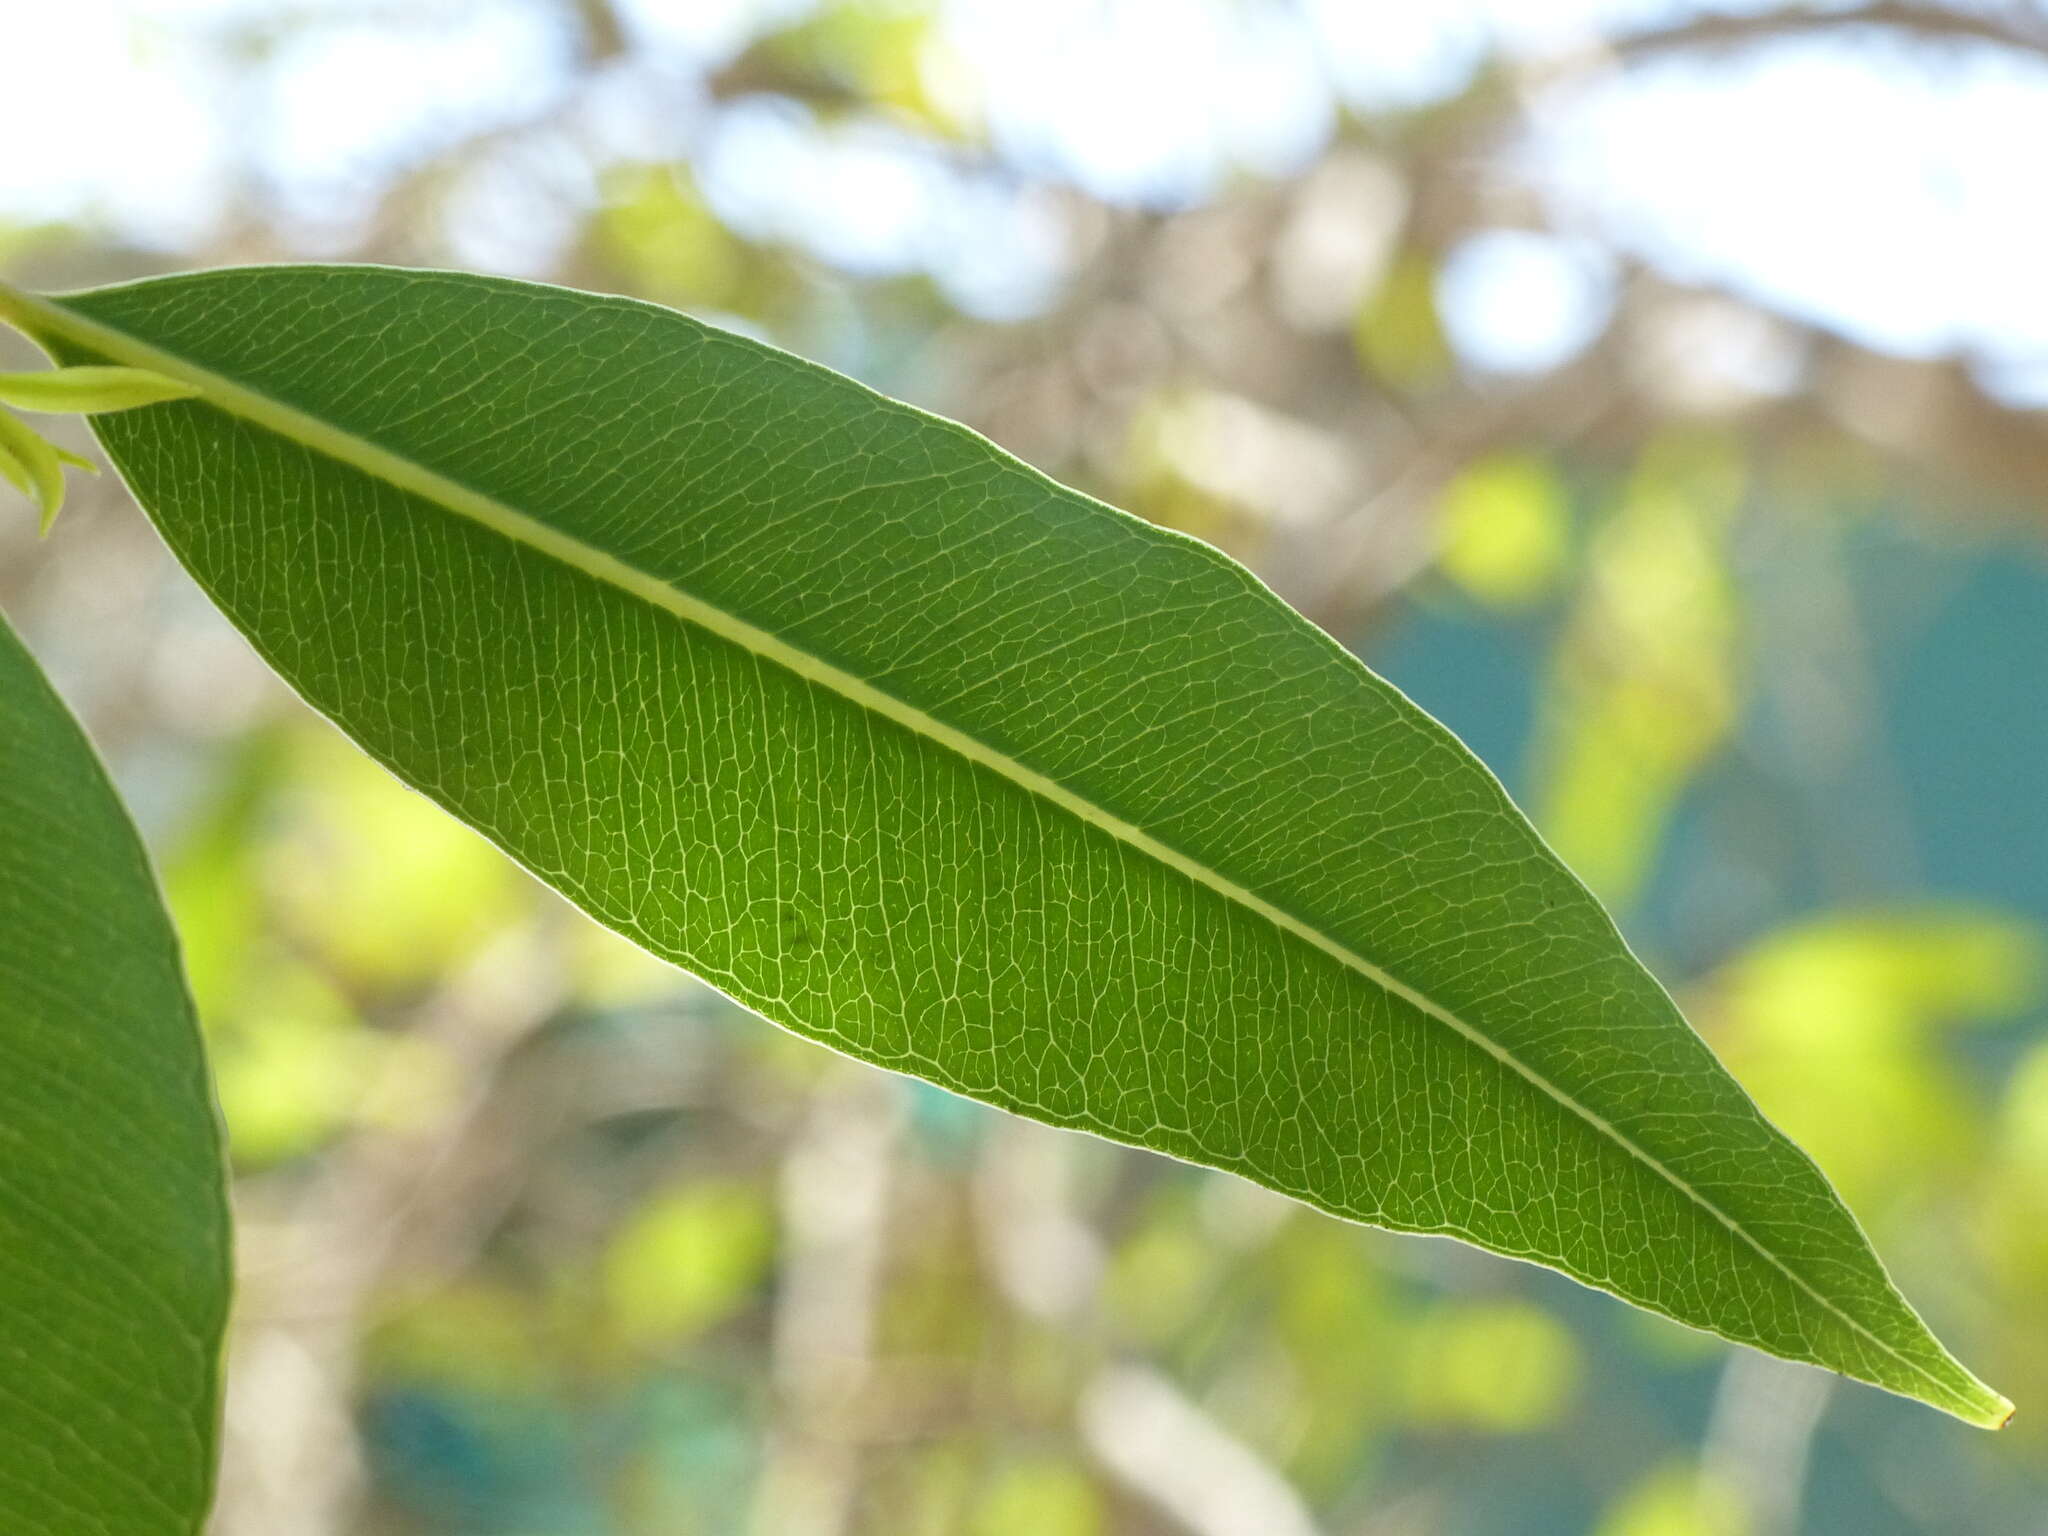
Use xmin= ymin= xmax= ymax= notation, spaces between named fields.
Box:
xmin=1708 ymin=908 xmax=2040 ymax=1215
xmin=604 ymin=1180 xmax=776 ymax=1348
xmin=1436 ymin=451 xmax=1572 ymax=608
xmin=1404 ymin=1300 xmax=1580 ymax=1433
xmin=1596 ymin=1463 xmax=1749 ymax=1536
xmin=1354 ymin=248 xmax=1452 ymax=390
xmin=1534 ymin=434 xmax=1742 ymax=907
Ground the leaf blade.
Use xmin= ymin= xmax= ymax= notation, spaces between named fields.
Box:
xmin=0 ymin=607 xmax=232 ymax=1533
xmin=3 ymin=266 xmax=2006 ymax=1427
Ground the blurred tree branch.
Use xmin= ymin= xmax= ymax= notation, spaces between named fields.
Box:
xmin=570 ymin=0 xmax=628 ymax=65
xmin=1611 ymin=2 xmax=2048 ymax=66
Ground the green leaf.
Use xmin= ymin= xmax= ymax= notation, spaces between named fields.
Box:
xmin=0 ymin=425 xmax=30 ymax=499
xmin=0 ymin=606 xmax=232 ymax=1533
xmin=0 ymin=364 xmax=201 ymax=414
xmin=0 ymin=406 xmax=67 ymax=531
xmin=0 ymin=266 xmax=2008 ymax=1427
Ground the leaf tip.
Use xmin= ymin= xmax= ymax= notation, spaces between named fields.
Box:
xmin=1950 ymin=1382 xmax=2016 ymax=1431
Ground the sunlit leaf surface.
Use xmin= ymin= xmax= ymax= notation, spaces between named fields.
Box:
xmin=1 ymin=265 xmax=2007 ymax=1425
xmin=0 ymin=608 xmax=230 ymax=1533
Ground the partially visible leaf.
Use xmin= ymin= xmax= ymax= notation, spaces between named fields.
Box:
xmin=0 ymin=265 xmax=2009 ymax=1427
xmin=0 ymin=363 xmax=201 ymax=414
xmin=0 ymin=406 xmax=65 ymax=530
xmin=0 ymin=425 xmax=30 ymax=498
xmin=0 ymin=607 xmax=231 ymax=1534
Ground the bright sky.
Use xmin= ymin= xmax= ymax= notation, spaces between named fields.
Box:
xmin=5 ymin=0 xmax=2047 ymax=391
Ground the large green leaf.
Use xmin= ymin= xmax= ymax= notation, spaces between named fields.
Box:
xmin=0 ymin=266 xmax=2007 ymax=1426
xmin=0 ymin=607 xmax=230 ymax=1532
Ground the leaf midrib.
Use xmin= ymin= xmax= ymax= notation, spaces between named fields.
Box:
xmin=0 ymin=277 xmax=1975 ymax=1415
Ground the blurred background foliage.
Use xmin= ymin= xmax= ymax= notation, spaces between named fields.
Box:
xmin=3 ymin=1 xmax=2046 ymax=1531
